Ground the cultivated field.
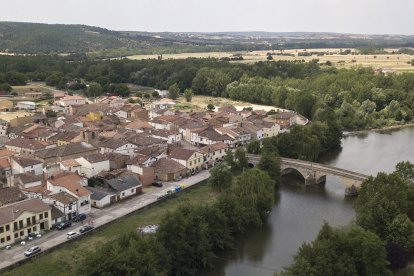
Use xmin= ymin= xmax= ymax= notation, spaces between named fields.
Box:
xmin=127 ymin=48 xmax=414 ymax=73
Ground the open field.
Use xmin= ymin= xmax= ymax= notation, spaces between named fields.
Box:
xmin=174 ymin=95 xmax=286 ymax=112
xmin=3 ymin=183 xmax=215 ymax=276
xmin=127 ymin=48 xmax=414 ymax=73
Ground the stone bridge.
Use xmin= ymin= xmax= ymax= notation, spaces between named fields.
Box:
xmin=247 ymin=154 xmax=369 ymax=195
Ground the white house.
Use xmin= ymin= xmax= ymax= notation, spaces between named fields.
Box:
xmin=149 ymin=129 xmax=182 ymax=144
xmin=43 ymin=192 xmax=79 ymax=220
xmin=76 ymin=154 xmax=110 ymax=178
xmin=199 ymin=142 xmax=229 ymax=167
xmin=87 ymin=186 xmax=114 ymax=209
xmin=17 ymin=101 xmax=36 ymax=110
xmin=100 ymin=139 xmax=137 ymax=157
xmin=47 ymin=171 xmax=91 ymax=214
xmin=11 ymin=156 xmax=43 ymax=175
xmin=57 ymin=96 xmax=86 ymax=107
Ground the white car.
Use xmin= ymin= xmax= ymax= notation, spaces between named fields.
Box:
xmin=66 ymin=231 xmax=79 ymax=239
xmin=24 ymin=246 xmax=41 ymax=257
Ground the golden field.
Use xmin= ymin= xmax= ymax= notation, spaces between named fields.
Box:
xmin=127 ymin=48 xmax=414 ymax=72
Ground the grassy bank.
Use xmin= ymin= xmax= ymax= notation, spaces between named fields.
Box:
xmin=4 ymin=182 xmax=216 ymax=276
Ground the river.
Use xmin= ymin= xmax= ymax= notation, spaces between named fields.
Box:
xmin=201 ymin=127 xmax=414 ymax=276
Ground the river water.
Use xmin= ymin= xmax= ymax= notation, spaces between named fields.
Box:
xmin=201 ymin=127 xmax=414 ymax=276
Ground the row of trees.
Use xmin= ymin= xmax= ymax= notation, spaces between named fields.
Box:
xmin=2 ymin=55 xmax=414 ymax=129
xmin=281 ymin=161 xmax=414 ymax=274
xmin=79 ymin=149 xmax=282 ymax=275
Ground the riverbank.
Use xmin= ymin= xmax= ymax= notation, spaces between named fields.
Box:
xmin=343 ymin=122 xmax=414 ymax=136
xmin=3 ymin=182 xmax=216 ymax=276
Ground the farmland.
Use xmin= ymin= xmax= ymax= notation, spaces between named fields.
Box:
xmin=127 ymin=48 xmax=414 ymax=72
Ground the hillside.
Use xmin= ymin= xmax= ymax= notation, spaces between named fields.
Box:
xmin=1 ymin=22 xmax=414 ymax=55
xmin=0 ymin=22 xmax=184 ymax=54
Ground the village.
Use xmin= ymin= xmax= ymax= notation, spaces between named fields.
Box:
xmin=0 ymin=89 xmax=306 ymax=258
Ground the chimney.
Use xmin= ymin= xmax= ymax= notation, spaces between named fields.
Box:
xmin=166 ymin=145 xmax=170 ymax=157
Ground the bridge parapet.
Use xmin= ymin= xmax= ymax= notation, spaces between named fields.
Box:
xmin=247 ymin=154 xmax=369 ymax=194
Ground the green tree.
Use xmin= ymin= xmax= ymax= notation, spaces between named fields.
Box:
xmin=234 ymin=148 xmax=248 ymax=172
xmin=156 ymin=205 xmax=216 ymax=276
xmin=152 ymin=90 xmax=159 ymax=98
xmin=207 ymin=103 xmax=215 ymax=111
xmin=168 ymin=83 xmax=180 ymax=100
xmin=86 ymin=82 xmax=103 ymax=98
xmin=0 ymin=83 xmax=12 ymax=92
xmin=79 ymin=233 xmax=167 ymax=276
xmin=395 ymin=161 xmax=414 ymax=185
xmin=354 ymin=172 xmax=410 ymax=239
xmin=232 ymin=168 xmax=275 ymax=225
xmin=258 ymin=151 xmax=281 ymax=185
xmin=45 ymin=110 xmax=57 ymax=118
xmin=386 ymin=214 xmax=414 ymax=253
xmin=279 ymin=223 xmax=390 ymax=276
xmin=184 ymin=88 xmax=193 ymax=102
xmin=246 ymin=140 xmax=261 ymax=154
xmin=209 ymin=163 xmax=233 ymax=192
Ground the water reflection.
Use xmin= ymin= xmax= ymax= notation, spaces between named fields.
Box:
xmin=203 ymin=127 xmax=414 ymax=275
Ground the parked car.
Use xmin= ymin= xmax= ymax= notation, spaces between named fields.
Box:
xmin=24 ymin=246 xmax=41 ymax=257
xmin=72 ymin=213 xmax=87 ymax=223
xmin=56 ymin=221 xmax=72 ymax=230
xmin=79 ymin=225 xmax=94 ymax=234
xmin=66 ymin=231 xmax=79 ymax=239
xmin=152 ymin=182 xmax=163 ymax=187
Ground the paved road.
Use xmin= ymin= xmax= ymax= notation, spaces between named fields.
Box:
xmin=0 ymin=170 xmax=210 ymax=270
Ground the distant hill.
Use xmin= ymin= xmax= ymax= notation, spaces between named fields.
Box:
xmin=0 ymin=22 xmax=183 ymax=54
xmin=1 ymin=22 xmax=414 ymax=55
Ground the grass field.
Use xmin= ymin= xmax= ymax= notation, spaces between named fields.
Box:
xmin=174 ymin=95 xmax=285 ymax=112
xmin=127 ymin=48 xmax=414 ymax=73
xmin=4 ymin=182 xmax=216 ymax=276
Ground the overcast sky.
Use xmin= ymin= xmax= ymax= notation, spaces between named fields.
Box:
xmin=1 ymin=0 xmax=413 ymax=34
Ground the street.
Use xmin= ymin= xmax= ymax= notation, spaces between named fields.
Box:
xmin=0 ymin=170 xmax=210 ymax=270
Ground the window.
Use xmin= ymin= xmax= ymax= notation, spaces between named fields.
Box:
xmin=189 ymin=161 xmax=192 ymax=166
xmin=6 ymin=236 xmax=10 ymax=241
xmin=131 ymin=189 xmax=134 ymax=193
xmin=122 ymin=192 xmax=125 ymax=196
xmin=44 ymin=212 xmax=48 ymax=218
xmin=13 ymin=222 xmax=17 ymax=231
xmin=20 ymin=231 xmax=24 ymax=236
xmin=6 ymin=225 xmax=9 ymax=231
xmin=32 ymin=216 xmax=36 ymax=224
xmin=33 ymin=226 xmax=37 ymax=232
xmin=0 ymin=226 xmax=3 ymax=233
xmin=39 ymin=214 xmax=43 ymax=220
xmin=14 ymin=233 xmax=18 ymax=239
xmin=1 ymin=238 xmax=4 ymax=243
xmin=19 ymin=220 xmax=23 ymax=229
xmin=26 ymin=218 xmax=30 ymax=225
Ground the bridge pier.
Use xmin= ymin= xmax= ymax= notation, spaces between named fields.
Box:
xmin=305 ymin=174 xmax=326 ymax=186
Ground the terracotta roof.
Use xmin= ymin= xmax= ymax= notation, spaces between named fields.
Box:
xmin=199 ymin=142 xmax=228 ymax=154
xmin=6 ymin=138 xmax=52 ymax=150
xmin=48 ymin=192 xmax=78 ymax=205
xmin=125 ymin=119 xmax=152 ymax=130
xmin=127 ymin=135 xmax=164 ymax=147
xmin=152 ymin=157 xmax=186 ymax=174
xmin=0 ymin=198 xmax=50 ymax=225
xmin=169 ymin=147 xmax=197 ymax=161
xmin=15 ymin=172 xmax=43 ymax=184
xmin=84 ymin=153 xmax=109 ymax=163
xmin=274 ymin=112 xmax=296 ymax=119
xmin=0 ymin=149 xmax=16 ymax=158
xmin=48 ymin=171 xmax=90 ymax=197
xmin=0 ymin=158 xmax=10 ymax=169
xmin=0 ymin=187 xmax=27 ymax=206
xmin=100 ymin=139 xmax=131 ymax=150
xmin=12 ymin=156 xmax=43 ymax=167
xmin=60 ymin=159 xmax=80 ymax=167
xmin=34 ymin=142 xmax=96 ymax=159
xmin=49 ymin=132 xmax=80 ymax=143
xmin=61 ymin=95 xmax=85 ymax=100
xmin=126 ymin=154 xmax=151 ymax=165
